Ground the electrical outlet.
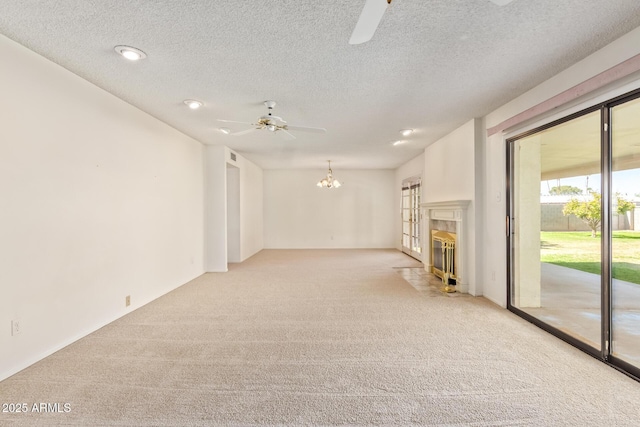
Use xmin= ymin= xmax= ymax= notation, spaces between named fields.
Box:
xmin=11 ymin=320 xmax=20 ymax=336
xmin=125 ymin=295 xmax=130 ymax=307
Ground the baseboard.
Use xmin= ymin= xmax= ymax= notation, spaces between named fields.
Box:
xmin=0 ymin=272 xmax=205 ymax=382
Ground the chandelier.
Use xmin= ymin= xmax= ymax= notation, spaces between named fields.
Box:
xmin=316 ymin=160 xmax=342 ymax=188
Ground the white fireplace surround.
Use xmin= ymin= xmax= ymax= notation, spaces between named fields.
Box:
xmin=420 ymin=200 xmax=471 ymax=293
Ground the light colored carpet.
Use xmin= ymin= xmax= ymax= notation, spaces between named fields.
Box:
xmin=1 ymin=249 xmax=640 ymax=426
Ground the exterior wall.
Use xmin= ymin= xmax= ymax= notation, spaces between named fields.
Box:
xmin=541 ymin=204 xmax=591 ymax=231
xmin=541 ymin=204 xmax=638 ymax=232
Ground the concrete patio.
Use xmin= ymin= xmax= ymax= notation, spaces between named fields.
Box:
xmin=520 ymin=263 xmax=640 ymax=366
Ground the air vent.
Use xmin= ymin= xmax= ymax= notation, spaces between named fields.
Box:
xmin=230 ymin=152 xmax=237 ymax=162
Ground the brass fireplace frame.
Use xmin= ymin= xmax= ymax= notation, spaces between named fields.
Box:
xmin=431 ymin=229 xmax=457 ymax=284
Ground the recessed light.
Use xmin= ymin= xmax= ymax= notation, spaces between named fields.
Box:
xmin=392 ymin=140 xmax=408 ymax=146
xmin=219 ymin=127 xmax=231 ymax=135
xmin=400 ymin=129 xmax=414 ymax=137
xmin=184 ymin=99 xmax=203 ymax=110
xmin=114 ymin=45 xmax=147 ymax=61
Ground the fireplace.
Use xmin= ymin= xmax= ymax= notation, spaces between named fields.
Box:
xmin=420 ymin=200 xmax=471 ymax=293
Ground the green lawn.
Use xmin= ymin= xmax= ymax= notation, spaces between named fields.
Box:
xmin=540 ymin=231 xmax=640 ymax=285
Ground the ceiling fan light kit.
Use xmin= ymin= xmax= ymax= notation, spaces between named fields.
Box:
xmin=317 ymin=161 xmax=342 ymax=189
xmin=217 ymin=100 xmax=326 ymax=139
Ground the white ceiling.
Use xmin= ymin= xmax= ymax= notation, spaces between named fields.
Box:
xmin=1 ymin=0 xmax=640 ymax=170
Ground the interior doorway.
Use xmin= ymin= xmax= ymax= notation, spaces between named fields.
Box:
xmin=226 ymin=163 xmax=240 ymax=263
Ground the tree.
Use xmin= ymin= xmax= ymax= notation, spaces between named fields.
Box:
xmin=549 ymin=185 xmax=583 ymax=195
xmin=563 ymin=192 xmax=636 ymax=237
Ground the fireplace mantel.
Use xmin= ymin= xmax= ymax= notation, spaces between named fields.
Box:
xmin=420 ymin=200 xmax=471 ymax=293
xmin=421 ymin=200 xmax=470 ymax=212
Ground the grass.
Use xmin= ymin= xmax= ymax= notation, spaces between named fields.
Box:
xmin=540 ymin=231 xmax=640 ymax=285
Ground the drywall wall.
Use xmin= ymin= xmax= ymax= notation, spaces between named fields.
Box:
xmin=227 ymin=164 xmax=241 ymax=263
xmin=204 ymin=146 xmax=228 ymax=272
xmin=423 ymin=120 xmax=476 ymax=203
xmin=0 ymin=35 xmax=204 ymax=380
xmin=237 ymin=153 xmax=264 ymax=261
xmin=423 ymin=119 xmax=480 ymax=296
xmin=394 ymin=154 xmax=425 ymax=253
xmin=481 ymin=25 xmax=640 ymax=307
xmin=264 ymin=169 xmax=395 ymax=248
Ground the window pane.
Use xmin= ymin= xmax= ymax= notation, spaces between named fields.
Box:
xmin=511 ymin=110 xmax=601 ymax=350
xmin=611 ymin=96 xmax=640 ymax=366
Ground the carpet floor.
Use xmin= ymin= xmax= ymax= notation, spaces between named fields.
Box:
xmin=1 ymin=249 xmax=640 ymax=426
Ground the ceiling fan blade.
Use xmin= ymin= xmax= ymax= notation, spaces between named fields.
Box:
xmin=217 ymin=119 xmax=254 ymax=125
xmin=279 ymin=130 xmax=297 ymax=140
xmin=349 ymin=0 xmax=389 ymax=45
xmin=487 ymin=0 xmax=515 ymax=5
xmin=231 ymin=128 xmax=259 ymax=136
xmin=285 ymin=125 xmax=327 ymax=134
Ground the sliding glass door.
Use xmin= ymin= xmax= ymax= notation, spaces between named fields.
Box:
xmin=508 ymin=89 xmax=640 ymax=378
xmin=611 ymin=96 xmax=640 ymax=368
xmin=510 ymin=110 xmax=603 ymax=352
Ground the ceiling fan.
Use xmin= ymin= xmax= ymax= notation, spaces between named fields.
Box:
xmin=349 ymin=0 xmax=516 ymax=45
xmin=217 ymin=101 xmax=326 ymax=140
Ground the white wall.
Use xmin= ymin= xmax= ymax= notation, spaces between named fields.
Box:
xmin=226 ymin=164 xmax=241 ymax=263
xmin=204 ymin=146 xmax=228 ymax=272
xmin=264 ymin=169 xmax=395 ymax=248
xmin=422 ymin=119 xmax=481 ymax=296
xmin=394 ymin=154 xmax=425 ymax=253
xmin=481 ymin=25 xmax=640 ymax=307
xmin=238 ymin=154 xmax=264 ymax=261
xmin=423 ymin=120 xmax=476 ymax=203
xmin=0 ymin=35 xmax=204 ymax=380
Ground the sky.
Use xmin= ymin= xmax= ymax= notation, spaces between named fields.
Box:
xmin=541 ymin=168 xmax=640 ymax=198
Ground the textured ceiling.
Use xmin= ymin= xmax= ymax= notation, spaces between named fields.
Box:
xmin=1 ymin=0 xmax=640 ymax=169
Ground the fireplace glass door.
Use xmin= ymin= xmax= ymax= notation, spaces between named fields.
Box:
xmin=402 ymin=177 xmax=422 ymax=260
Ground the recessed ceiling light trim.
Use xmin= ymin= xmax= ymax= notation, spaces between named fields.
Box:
xmin=184 ymin=99 xmax=204 ymax=110
xmin=400 ymin=129 xmax=414 ymax=137
xmin=114 ymin=45 xmax=147 ymax=61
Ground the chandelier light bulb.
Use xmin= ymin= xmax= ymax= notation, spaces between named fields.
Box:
xmin=317 ymin=161 xmax=342 ymax=189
